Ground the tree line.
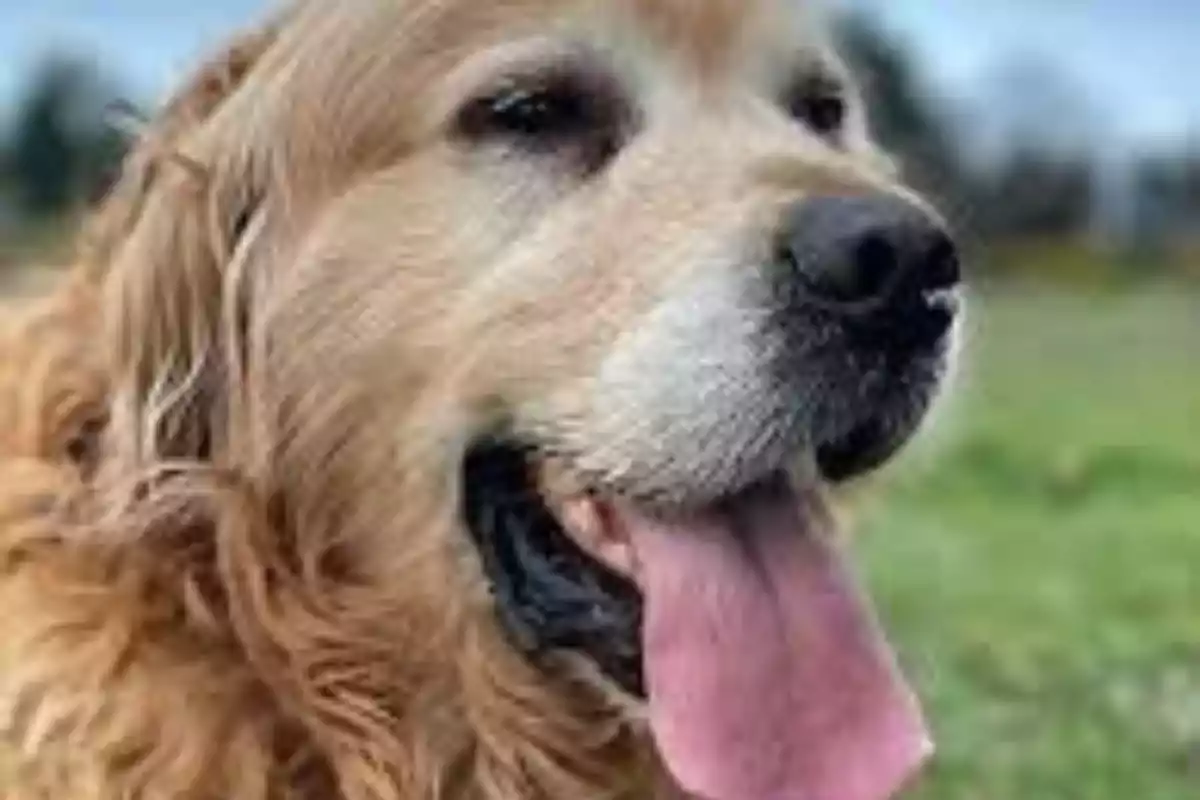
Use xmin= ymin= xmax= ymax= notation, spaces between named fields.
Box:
xmin=837 ymin=13 xmax=1198 ymax=271
xmin=0 ymin=57 xmax=127 ymax=223
xmin=1 ymin=18 xmax=1197 ymax=273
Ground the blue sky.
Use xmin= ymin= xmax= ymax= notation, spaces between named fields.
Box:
xmin=844 ymin=0 xmax=1199 ymax=148
xmin=1 ymin=0 xmax=1196 ymax=147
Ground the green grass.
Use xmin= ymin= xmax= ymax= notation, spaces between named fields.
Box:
xmin=856 ymin=284 xmax=1200 ymax=799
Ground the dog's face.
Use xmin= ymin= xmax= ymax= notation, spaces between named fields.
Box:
xmin=120 ymin=1 xmax=962 ymax=798
xmin=246 ymin=0 xmax=958 ymax=495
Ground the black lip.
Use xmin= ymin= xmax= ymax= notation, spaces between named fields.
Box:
xmin=821 ymin=286 xmax=957 ymax=483
xmin=844 ymin=289 xmax=956 ymax=358
xmin=461 ymin=438 xmax=645 ymax=695
xmin=816 ymin=417 xmax=907 ymax=483
xmin=814 ymin=324 xmax=949 ymax=484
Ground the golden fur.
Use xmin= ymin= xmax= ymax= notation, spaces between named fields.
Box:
xmin=0 ymin=1 xmax=921 ymax=797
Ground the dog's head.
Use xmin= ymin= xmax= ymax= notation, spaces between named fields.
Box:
xmin=95 ymin=1 xmax=962 ymax=798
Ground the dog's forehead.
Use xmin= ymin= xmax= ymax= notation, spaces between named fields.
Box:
xmin=282 ymin=0 xmax=830 ymax=111
xmin=547 ymin=0 xmax=827 ymax=82
xmin=600 ymin=0 xmax=819 ymax=68
xmin=364 ymin=0 xmax=821 ymax=76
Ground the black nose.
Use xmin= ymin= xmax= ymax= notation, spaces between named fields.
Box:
xmin=776 ymin=194 xmax=960 ymax=308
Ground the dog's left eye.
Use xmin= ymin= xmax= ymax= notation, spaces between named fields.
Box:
xmin=456 ymin=71 xmax=629 ymax=172
xmin=484 ymin=86 xmax=587 ymax=138
xmin=459 ymin=79 xmax=601 ymax=144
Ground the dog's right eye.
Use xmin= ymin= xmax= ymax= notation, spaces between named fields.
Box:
xmin=455 ymin=72 xmax=627 ymax=171
xmin=785 ymin=74 xmax=849 ymax=142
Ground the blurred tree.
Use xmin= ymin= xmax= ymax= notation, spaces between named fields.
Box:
xmin=835 ymin=16 xmax=1119 ymax=248
xmin=972 ymin=57 xmax=1103 ymax=241
xmin=979 ymin=56 xmax=1107 ymax=161
xmin=981 ymin=147 xmax=1096 ymax=239
xmin=834 ymin=12 xmax=976 ymax=230
xmin=1130 ymin=148 xmax=1200 ymax=260
xmin=3 ymin=55 xmax=128 ymax=219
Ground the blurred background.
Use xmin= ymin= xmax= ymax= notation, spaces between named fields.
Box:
xmin=0 ymin=2 xmax=1196 ymax=798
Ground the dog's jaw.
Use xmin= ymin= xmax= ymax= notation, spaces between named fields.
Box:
xmin=461 ymin=438 xmax=936 ymax=800
xmin=458 ymin=253 xmax=959 ymax=800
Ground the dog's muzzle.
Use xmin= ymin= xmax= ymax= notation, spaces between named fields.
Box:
xmin=770 ymin=192 xmax=963 ymax=481
xmin=459 ymin=190 xmax=961 ymax=800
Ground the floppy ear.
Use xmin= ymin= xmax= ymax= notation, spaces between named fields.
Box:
xmin=90 ymin=21 xmax=284 ymax=467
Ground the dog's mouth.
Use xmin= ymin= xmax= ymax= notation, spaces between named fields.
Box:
xmin=462 ymin=435 xmax=931 ymax=800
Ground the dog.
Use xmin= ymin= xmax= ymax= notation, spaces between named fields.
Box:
xmin=0 ymin=1 xmax=963 ymax=798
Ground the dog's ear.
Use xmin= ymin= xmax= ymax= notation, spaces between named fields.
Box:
xmin=89 ymin=19 xmax=286 ymax=466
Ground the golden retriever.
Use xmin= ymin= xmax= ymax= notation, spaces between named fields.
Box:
xmin=0 ymin=1 xmax=963 ymax=798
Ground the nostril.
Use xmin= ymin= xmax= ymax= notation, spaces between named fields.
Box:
xmin=920 ymin=235 xmax=962 ymax=293
xmin=852 ymin=232 xmax=901 ymax=302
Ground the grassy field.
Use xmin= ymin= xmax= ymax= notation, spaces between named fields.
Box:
xmin=857 ymin=285 xmax=1200 ymax=799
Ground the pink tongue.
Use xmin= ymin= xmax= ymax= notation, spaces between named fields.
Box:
xmin=618 ymin=487 xmax=931 ymax=800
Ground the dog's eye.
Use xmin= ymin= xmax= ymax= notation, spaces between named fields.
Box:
xmin=456 ymin=70 xmax=629 ymax=172
xmin=460 ymin=81 xmax=595 ymax=144
xmin=788 ymin=87 xmax=848 ymax=139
